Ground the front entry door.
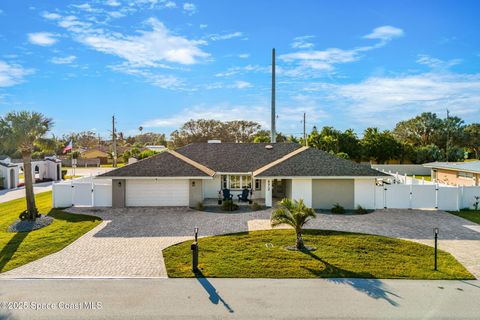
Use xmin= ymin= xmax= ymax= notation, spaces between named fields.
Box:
xmin=272 ymin=179 xmax=285 ymax=198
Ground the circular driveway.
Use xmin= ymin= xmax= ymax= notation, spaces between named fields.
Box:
xmin=1 ymin=208 xmax=479 ymax=278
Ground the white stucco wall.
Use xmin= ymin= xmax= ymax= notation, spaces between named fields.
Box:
xmin=291 ymin=178 xmax=312 ymax=207
xmin=354 ymin=178 xmax=376 ymax=209
xmin=203 ymin=175 xmax=221 ymax=198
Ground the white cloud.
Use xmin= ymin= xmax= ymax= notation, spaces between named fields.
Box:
xmin=42 ymin=11 xmax=61 ymax=20
xmin=364 ymin=25 xmax=404 ymax=41
xmin=291 ymin=35 xmax=315 ymax=49
xmin=27 ymin=32 xmax=58 ymax=46
xmin=165 ymin=1 xmax=177 ymax=8
xmin=238 ymin=53 xmax=250 ymax=59
xmin=183 ymin=2 xmax=196 ymax=14
xmin=209 ymin=32 xmax=243 ymax=41
xmin=233 ymin=80 xmax=251 ymax=89
xmin=0 ymin=60 xmax=34 ymax=87
xmin=199 ymin=24 xmax=208 ymax=29
xmin=279 ymin=26 xmax=404 ymax=78
xmin=106 ymin=0 xmax=121 ymax=6
xmin=50 ymin=55 xmax=77 ymax=64
xmin=305 ymin=72 xmax=480 ymax=127
xmin=215 ymin=64 xmax=269 ymax=77
xmin=110 ymin=63 xmax=186 ymax=90
xmin=416 ymin=54 xmax=461 ymax=70
xmin=108 ymin=11 xmax=126 ymax=18
xmin=142 ymin=103 xmax=270 ymax=128
xmin=73 ymin=17 xmax=209 ymax=66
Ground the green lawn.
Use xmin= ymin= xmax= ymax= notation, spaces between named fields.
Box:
xmin=0 ymin=192 xmax=101 ymax=273
xmin=450 ymin=211 xmax=480 ymax=224
xmin=100 ymin=163 xmax=125 ymax=168
xmin=164 ymin=229 xmax=474 ymax=279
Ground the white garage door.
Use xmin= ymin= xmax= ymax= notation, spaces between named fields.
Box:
xmin=126 ymin=179 xmax=189 ymax=207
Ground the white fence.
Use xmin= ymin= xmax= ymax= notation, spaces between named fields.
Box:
xmin=371 ymin=164 xmax=430 ymax=176
xmin=52 ymin=176 xmax=112 ymax=208
xmin=375 ymin=184 xmax=480 ymax=211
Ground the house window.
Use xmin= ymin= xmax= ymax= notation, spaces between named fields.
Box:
xmin=255 ymin=179 xmax=261 ymax=190
xmin=229 ymin=175 xmax=241 ymax=189
xmin=243 ymin=176 xmax=252 ymax=188
xmin=457 ymin=171 xmax=474 ymax=179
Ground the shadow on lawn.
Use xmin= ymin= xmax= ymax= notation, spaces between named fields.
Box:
xmin=302 ymin=250 xmax=401 ymax=306
xmin=195 ymin=270 xmax=234 ymax=313
xmin=0 ymin=231 xmax=28 ymax=272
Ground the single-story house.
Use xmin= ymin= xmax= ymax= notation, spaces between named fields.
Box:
xmin=0 ymin=156 xmax=20 ymax=189
xmin=80 ymin=148 xmax=110 ymax=164
xmin=424 ymin=161 xmax=480 ymax=186
xmin=98 ymin=142 xmax=388 ymax=209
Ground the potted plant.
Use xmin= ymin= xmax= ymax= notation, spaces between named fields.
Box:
xmin=217 ymin=191 xmax=222 ymax=205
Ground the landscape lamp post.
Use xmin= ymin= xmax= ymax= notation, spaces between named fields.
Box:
xmin=434 ymin=228 xmax=439 ymax=271
xmin=191 ymin=227 xmax=199 ymax=273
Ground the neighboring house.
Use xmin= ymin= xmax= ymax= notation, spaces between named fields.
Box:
xmin=424 ymin=161 xmax=480 ymax=186
xmin=98 ymin=142 xmax=388 ymax=209
xmin=0 ymin=156 xmax=19 ymax=189
xmin=81 ymin=148 xmax=110 ymax=164
xmin=7 ymin=156 xmax=62 ymax=187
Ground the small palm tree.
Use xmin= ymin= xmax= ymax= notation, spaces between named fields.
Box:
xmin=271 ymin=198 xmax=316 ymax=249
xmin=0 ymin=111 xmax=53 ymax=220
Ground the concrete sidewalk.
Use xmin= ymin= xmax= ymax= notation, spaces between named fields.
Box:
xmin=0 ymin=278 xmax=479 ymax=319
xmin=0 ymin=182 xmax=53 ymax=203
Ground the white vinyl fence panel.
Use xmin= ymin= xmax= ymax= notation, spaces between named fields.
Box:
xmin=411 ymin=185 xmax=436 ymax=209
xmin=53 ymin=177 xmax=112 ymax=208
xmin=373 ymin=184 xmax=480 ymax=211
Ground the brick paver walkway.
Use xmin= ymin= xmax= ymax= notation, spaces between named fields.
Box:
xmin=1 ymin=208 xmax=479 ymax=278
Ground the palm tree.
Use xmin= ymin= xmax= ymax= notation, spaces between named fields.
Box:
xmin=0 ymin=111 xmax=53 ymax=220
xmin=270 ymin=198 xmax=316 ymax=249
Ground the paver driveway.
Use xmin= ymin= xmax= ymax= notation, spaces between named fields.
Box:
xmin=1 ymin=208 xmax=479 ymax=278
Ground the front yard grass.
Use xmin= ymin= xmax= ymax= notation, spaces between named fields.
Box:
xmin=164 ymin=229 xmax=474 ymax=279
xmin=449 ymin=211 xmax=480 ymax=224
xmin=0 ymin=191 xmax=101 ymax=273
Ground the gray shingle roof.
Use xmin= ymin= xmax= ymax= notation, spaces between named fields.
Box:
xmin=423 ymin=161 xmax=480 ymax=174
xmin=176 ymin=142 xmax=301 ymax=172
xmin=255 ymin=148 xmax=389 ymax=177
xmin=98 ymin=152 xmax=210 ymax=178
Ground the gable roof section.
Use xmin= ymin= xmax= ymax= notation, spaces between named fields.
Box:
xmin=423 ymin=161 xmax=480 ymax=174
xmin=253 ymin=146 xmax=309 ymax=176
xmin=97 ymin=151 xmax=211 ymax=178
xmin=176 ymin=143 xmax=302 ymax=172
xmin=255 ymin=148 xmax=390 ymax=177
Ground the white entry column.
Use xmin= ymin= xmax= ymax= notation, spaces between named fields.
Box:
xmin=265 ymin=179 xmax=272 ymax=207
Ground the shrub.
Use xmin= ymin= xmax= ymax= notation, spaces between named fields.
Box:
xmin=221 ymin=200 xmax=239 ymax=211
xmin=355 ymin=205 xmax=368 ymax=215
xmin=473 ymin=196 xmax=480 ymax=211
xmin=331 ymin=203 xmax=345 ymax=214
xmin=195 ymin=202 xmax=204 ymax=211
xmin=251 ymin=202 xmax=262 ymax=211
xmin=460 ymin=207 xmax=471 ymax=212
xmin=61 ymin=169 xmax=68 ymax=179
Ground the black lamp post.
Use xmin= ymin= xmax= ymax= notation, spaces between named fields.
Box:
xmin=191 ymin=227 xmax=199 ymax=273
xmin=434 ymin=228 xmax=439 ymax=271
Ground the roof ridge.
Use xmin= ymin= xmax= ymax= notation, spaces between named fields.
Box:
xmin=252 ymin=146 xmax=309 ymax=177
xmin=168 ymin=150 xmax=216 ymax=176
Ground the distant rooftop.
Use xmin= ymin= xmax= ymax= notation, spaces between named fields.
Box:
xmin=423 ymin=161 xmax=480 ymax=174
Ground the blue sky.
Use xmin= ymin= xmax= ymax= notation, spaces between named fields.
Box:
xmin=0 ymin=0 xmax=479 ymax=138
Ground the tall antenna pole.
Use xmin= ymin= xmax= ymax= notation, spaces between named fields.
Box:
xmin=112 ymin=115 xmax=117 ymax=168
xmin=303 ymin=112 xmax=306 ymax=146
xmin=446 ymin=109 xmax=450 ymax=163
xmin=271 ymin=48 xmax=276 ymax=143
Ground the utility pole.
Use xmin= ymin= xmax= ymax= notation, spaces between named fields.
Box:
xmin=271 ymin=48 xmax=276 ymax=143
xmin=446 ymin=109 xmax=450 ymax=163
xmin=112 ymin=115 xmax=117 ymax=168
xmin=303 ymin=112 xmax=307 ymax=146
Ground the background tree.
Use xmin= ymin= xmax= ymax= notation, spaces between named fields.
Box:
xmin=464 ymin=123 xmax=480 ymax=159
xmin=252 ymin=129 xmax=287 ymax=143
xmin=0 ymin=111 xmax=53 ymax=220
xmin=361 ymin=128 xmax=401 ymax=163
